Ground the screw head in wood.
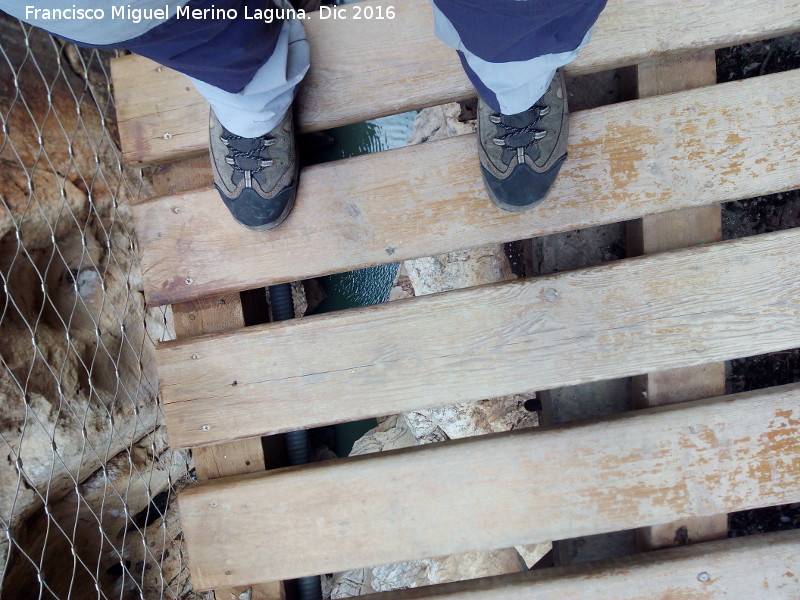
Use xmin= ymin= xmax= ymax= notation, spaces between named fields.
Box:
xmin=697 ymin=571 xmax=710 ymax=582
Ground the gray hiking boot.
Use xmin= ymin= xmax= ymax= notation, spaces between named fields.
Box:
xmin=210 ymin=108 xmax=298 ymax=231
xmin=478 ymin=70 xmax=569 ymax=212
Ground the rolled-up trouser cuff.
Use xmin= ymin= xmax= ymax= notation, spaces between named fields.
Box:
xmin=1 ymin=0 xmax=309 ymax=138
xmin=430 ymin=0 xmax=605 ymax=114
xmin=191 ymin=16 xmax=309 ymax=137
xmin=453 ymin=27 xmax=593 ymax=115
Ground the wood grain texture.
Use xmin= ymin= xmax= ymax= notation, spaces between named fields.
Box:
xmin=356 ymin=530 xmax=800 ymax=600
xmin=159 ymin=228 xmax=800 ymax=448
xmin=627 ymin=51 xmax=722 ymax=258
xmin=634 ymin=364 xmax=727 ymax=410
xmin=172 ymin=294 xmax=269 ymax=478
xmin=630 ymin=51 xmax=728 ymax=551
xmin=134 ymin=70 xmax=800 ymax=306
xmin=169 ymin=261 xmax=278 ymax=598
xmin=627 ymin=207 xmax=722 ymax=256
xmin=147 ymin=155 xmax=213 ymax=197
xmin=635 ymin=52 xmax=719 ymax=98
xmin=179 ymin=385 xmax=800 ymax=589
xmin=172 ymin=293 xmax=249 ymax=339
xmin=111 ymin=0 xmax=800 ymax=165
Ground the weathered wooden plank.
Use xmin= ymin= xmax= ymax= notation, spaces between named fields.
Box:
xmin=162 ymin=163 xmax=282 ymax=600
xmin=146 ymin=155 xmax=213 ymax=197
xmin=160 ymin=228 xmax=800 ymax=448
xmin=179 ymin=385 xmax=800 ymax=589
xmin=134 ymin=70 xmax=800 ymax=306
xmin=111 ymin=0 xmax=800 ymax=165
xmin=629 ymin=51 xmax=729 ymax=551
xmin=352 ymin=531 xmax=800 ymax=599
xmin=374 ymin=532 xmax=800 ymax=600
xmin=172 ymin=295 xmax=282 ymax=600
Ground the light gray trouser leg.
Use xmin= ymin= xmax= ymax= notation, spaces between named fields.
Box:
xmin=430 ymin=1 xmax=594 ymax=115
xmin=189 ymin=17 xmax=309 ymax=137
xmin=0 ymin=0 xmax=309 ymax=137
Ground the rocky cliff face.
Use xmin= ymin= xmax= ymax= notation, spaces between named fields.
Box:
xmin=0 ymin=17 xmax=187 ymax=598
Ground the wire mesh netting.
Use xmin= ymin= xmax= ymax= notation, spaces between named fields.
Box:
xmin=0 ymin=14 xmax=196 ymax=599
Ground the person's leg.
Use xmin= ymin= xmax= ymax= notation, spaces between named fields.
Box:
xmin=1 ymin=0 xmax=309 ymax=229
xmin=431 ymin=0 xmax=607 ymax=211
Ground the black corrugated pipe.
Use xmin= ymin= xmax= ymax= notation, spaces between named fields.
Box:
xmin=269 ymin=282 xmax=295 ymax=323
xmin=267 ymin=283 xmax=322 ymax=600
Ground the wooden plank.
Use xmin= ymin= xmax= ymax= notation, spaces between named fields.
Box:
xmin=638 ymin=513 xmax=729 ymax=553
xmin=635 ymin=365 xmax=727 ymax=409
xmin=159 ymin=228 xmax=800 ymax=448
xmin=630 ymin=51 xmax=729 ymax=551
xmin=635 ymin=52 xmax=719 ymax=99
xmin=179 ymin=385 xmax=800 ymax=589
xmin=111 ymin=0 xmax=800 ymax=165
xmin=627 ymin=51 xmax=722 ymax=259
xmin=172 ymin=293 xmax=249 ymax=341
xmin=360 ymin=531 xmax=800 ymax=599
xmin=134 ymin=70 xmax=800 ymax=306
xmin=173 ymin=295 xmax=281 ymax=600
xmin=146 ymin=155 xmax=213 ymax=197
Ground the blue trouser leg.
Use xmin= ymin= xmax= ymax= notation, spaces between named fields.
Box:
xmin=430 ymin=0 xmax=608 ymax=114
xmin=2 ymin=0 xmax=606 ymax=133
xmin=0 ymin=0 xmax=309 ymax=137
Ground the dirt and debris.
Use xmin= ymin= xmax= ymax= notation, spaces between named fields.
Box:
xmin=716 ymin=35 xmax=800 ymax=82
xmin=730 ymin=504 xmax=800 ymax=538
xmin=719 ymin=35 xmax=800 ymax=248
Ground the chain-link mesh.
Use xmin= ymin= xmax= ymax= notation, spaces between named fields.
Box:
xmin=0 ymin=14 xmax=198 ymax=599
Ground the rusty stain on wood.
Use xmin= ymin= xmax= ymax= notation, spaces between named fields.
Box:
xmin=178 ymin=387 xmax=800 ymax=589
xmin=134 ymin=71 xmax=800 ymax=306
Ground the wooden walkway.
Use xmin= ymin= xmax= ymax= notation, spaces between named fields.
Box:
xmin=134 ymin=71 xmax=800 ymax=305
xmin=159 ymin=229 xmax=800 ymax=447
xmin=113 ymin=0 xmax=800 ymax=597
xmin=181 ymin=386 xmax=800 ymax=587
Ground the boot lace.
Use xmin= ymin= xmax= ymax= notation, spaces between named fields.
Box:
xmin=222 ymin=133 xmax=276 ymax=188
xmin=491 ymin=105 xmax=549 ymax=163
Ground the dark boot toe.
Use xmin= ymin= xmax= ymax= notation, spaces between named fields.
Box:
xmin=481 ymin=154 xmax=567 ymax=213
xmin=215 ymin=183 xmax=297 ymax=231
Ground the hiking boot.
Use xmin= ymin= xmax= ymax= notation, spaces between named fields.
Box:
xmin=478 ymin=70 xmax=569 ymax=212
xmin=209 ymin=108 xmax=298 ymax=231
